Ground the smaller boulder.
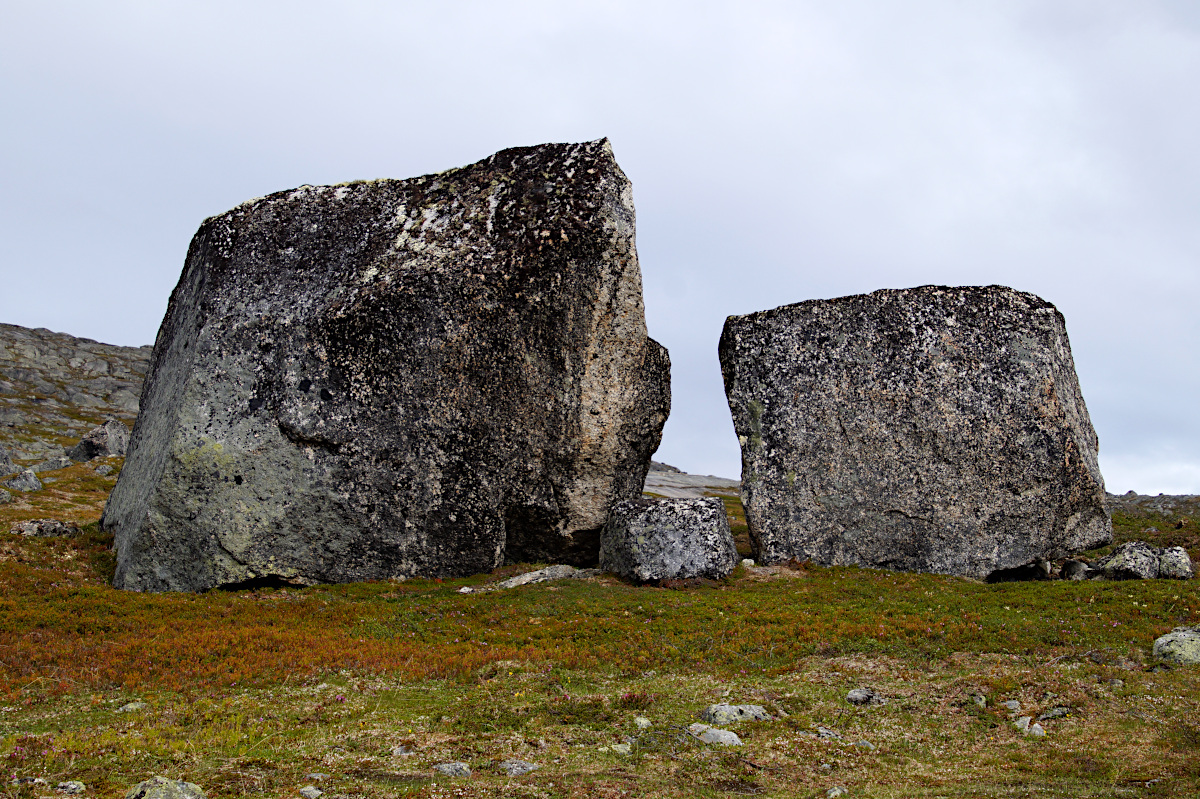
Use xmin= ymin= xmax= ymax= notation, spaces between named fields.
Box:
xmin=1060 ymin=560 xmax=1090 ymax=581
xmin=68 ymin=419 xmax=130 ymax=461
xmin=1153 ymin=626 xmax=1200 ymax=665
xmin=0 ymin=489 xmax=10 ymax=505
xmin=1158 ymin=547 xmax=1195 ymax=580
xmin=1096 ymin=542 xmax=1160 ymax=580
xmin=57 ymin=781 xmax=86 ymax=795
xmin=432 ymin=762 xmax=471 ymax=778
xmin=846 ymin=688 xmax=886 ymax=707
xmin=700 ymin=703 xmax=772 ymax=725
xmin=600 ymin=497 xmax=738 ymax=582
xmin=298 ymin=787 xmax=322 ymax=799
xmin=4 ymin=469 xmax=42 ymax=492
xmin=32 ymin=456 xmax=73 ymax=473
xmin=498 ymin=760 xmax=539 ymax=776
xmin=0 ymin=447 xmax=15 ymax=476
xmin=11 ymin=519 xmax=82 ymax=537
xmin=124 ymin=776 xmax=206 ymax=799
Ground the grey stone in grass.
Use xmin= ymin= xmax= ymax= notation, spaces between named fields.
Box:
xmin=1097 ymin=542 xmax=1161 ymax=580
xmin=1038 ymin=707 xmax=1072 ymax=721
xmin=846 ymin=688 xmax=886 ymax=707
xmin=816 ymin=726 xmax=842 ymax=740
xmin=432 ymin=763 xmax=471 ymax=778
xmin=68 ymin=419 xmax=130 ymax=461
xmin=601 ymin=497 xmax=738 ymax=582
xmin=700 ymin=703 xmax=772 ymax=725
xmin=298 ymin=787 xmax=322 ymax=799
xmin=123 ymin=776 xmax=207 ymax=799
xmin=827 ymin=787 xmax=848 ymax=798
xmin=634 ymin=715 xmax=652 ymax=729
xmin=1027 ymin=723 xmax=1046 ymax=737
xmin=1003 ymin=700 xmax=1022 ymax=714
xmin=498 ymin=760 xmax=539 ymax=776
xmin=971 ymin=695 xmax=987 ymax=708
xmin=56 ymin=781 xmax=86 ymax=795
xmin=698 ymin=728 xmax=743 ymax=746
xmin=854 ymin=740 xmax=876 ymax=751
xmin=303 ymin=774 xmax=329 ymax=781
xmin=32 ymin=455 xmax=72 ymax=473
xmin=1158 ymin=547 xmax=1195 ymax=580
xmin=0 ymin=488 xmax=10 ymax=505
xmin=1153 ymin=626 xmax=1200 ymax=665
xmin=4 ymin=469 xmax=41 ymax=492
xmin=95 ymin=464 xmax=114 ymax=477
xmin=719 ymin=285 xmax=1110 ymax=578
xmin=1014 ymin=716 xmax=1032 ymax=732
xmin=116 ymin=701 xmax=147 ymax=713
xmin=611 ymin=743 xmax=633 ymax=755
xmin=104 ymin=139 xmax=669 ymax=592
xmin=11 ymin=519 xmax=81 ymax=537
xmin=0 ymin=447 xmax=15 ymax=477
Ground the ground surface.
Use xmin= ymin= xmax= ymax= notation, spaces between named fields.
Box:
xmin=1 ymin=475 xmax=1198 ymax=799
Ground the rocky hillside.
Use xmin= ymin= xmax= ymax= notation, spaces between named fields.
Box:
xmin=0 ymin=323 xmax=150 ymax=462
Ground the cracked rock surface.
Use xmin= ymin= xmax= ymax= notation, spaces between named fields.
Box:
xmin=104 ymin=139 xmax=669 ymax=592
xmin=600 ymin=497 xmax=737 ymax=582
xmin=719 ymin=285 xmax=1110 ymax=579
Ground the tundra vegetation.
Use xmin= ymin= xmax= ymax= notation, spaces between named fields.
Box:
xmin=0 ymin=466 xmax=1198 ymax=798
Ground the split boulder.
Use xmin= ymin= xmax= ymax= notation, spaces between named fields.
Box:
xmin=68 ymin=419 xmax=130 ymax=461
xmin=600 ymin=497 xmax=738 ymax=582
xmin=103 ymin=139 xmax=670 ymax=592
xmin=719 ymin=285 xmax=1111 ymax=579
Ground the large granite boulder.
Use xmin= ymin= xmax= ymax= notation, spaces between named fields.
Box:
xmin=103 ymin=139 xmax=670 ymax=592
xmin=68 ymin=419 xmax=130 ymax=461
xmin=600 ymin=497 xmax=738 ymax=581
xmin=719 ymin=285 xmax=1110 ymax=579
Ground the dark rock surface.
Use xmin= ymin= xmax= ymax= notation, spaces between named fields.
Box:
xmin=104 ymin=139 xmax=670 ymax=592
xmin=719 ymin=285 xmax=1111 ymax=579
xmin=600 ymin=497 xmax=737 ymax=582
xmin=68 ymin=419 xmax=131 ymax=461
xmin=0 ymin=323 xmax=149 ymax=461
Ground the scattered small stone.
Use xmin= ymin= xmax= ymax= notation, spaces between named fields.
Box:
xmin=303 ymin=774 xmax=329 ymax=782
xmin=32 ymin=455 xmax=72 ymax=473
xmin=11 ymin=519 xmax=81 ymax=537
xmin=700 ymin=703 xmax=772 ymax=725
xmin=1014 ymin=716 xmax=1032 ymax=732
xmin=846 ymin=688 xmax=886 ymax=706
xmin=827 ymin=787 xmax=848 ymax=797
xmin=1027 ymin=723 xmax=1046 ymax=737
xmin=56 ymin=781 xmax=86 ymax=795
xmin=116 ymin=701 xmax=147 ymax=713
xmin=611 ymin=743 xmax=633 ymax=755
xmin=698 ymin=728 xmax=743 ymax=746
xmin=816 ymin=726 xmax=843 ymax=740
xmin=742 ymin=558 xmax=756 ymax=567
xmin=391 ymin=745 xmax=414 ymax=757
xmin=819 ymin=763 xmax=832 ymax=771
xmin=0 ymin=488 xmax=10 ymax=504
xmin=854 ymin=740 xmax=876 ymax=751
xmin=634 ymin=716 xmax=652 ymax=729
xmin=1038 ymin=707 xmax=1072 ymax=721
xmin=498 ymin=760 xmax=539 ymax=776
xmin=123 ymin=775 xmax=207 ymax=799
xmin=298 ymin=787 xmax=322 ymax=799
xmin=1003 ymin=700 xmax=1022 ymax=714
xmin=1107 ymin=678 xmax=1125 ymax=688
xmin=432 ymin=762 xmax=471 ymax=778
xmin=95 ymin=464 xmax=114 ymax=476
xmin=4 ymin=469 xmax=42 ymax=492
xmin=688 ymin=722 xmax=710 ymax=735
xmin=971 ymin=695 xmax=987 ymax=708
xmin=1153 ymin=625 xmax=1200 ymax=665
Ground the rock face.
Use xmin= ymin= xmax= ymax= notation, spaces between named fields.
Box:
xmin=1096 ymin=541 xmax=1194 ymax=580
xmin=68 ymin=419 xmax=130 ymax=461
xmin=600 ymin=497 xmax=737 ymax=582
xmin=104 ymin=139 xmax=670 ymax=592
xmin=719 ymin=285 xmax=1111 ymax=579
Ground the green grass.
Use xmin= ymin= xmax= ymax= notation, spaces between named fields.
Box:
xmin=0 ymin=493 xmax=1198 ymax=797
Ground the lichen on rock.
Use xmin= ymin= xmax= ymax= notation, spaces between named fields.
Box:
xmin=103 ymin=139 xmax=669 ymax=592
xmin=719 ymin=285 xmax=1110 ymax=579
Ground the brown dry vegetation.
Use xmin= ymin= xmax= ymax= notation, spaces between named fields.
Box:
xmin=1 ymin=469 xmax=1198 ymax=798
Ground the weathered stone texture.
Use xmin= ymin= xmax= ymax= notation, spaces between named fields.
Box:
xmin=600 ymin=497 xmax=738 ymax=582
xmin=68 ymin=419 xmax=130 ymax=461
xmin=104 ymin=139 xmax=669 ymax=592
xmin=719 ymin=285 xmax=1110 ymax=579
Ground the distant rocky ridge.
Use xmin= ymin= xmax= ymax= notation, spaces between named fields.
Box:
xmin=0 ymin=323 xmax=149 ymax=463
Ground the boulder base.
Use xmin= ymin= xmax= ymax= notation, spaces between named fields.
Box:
xmin=600 ymin=497 xmax=738 ymax=582
xmin=719 ymin=285 xmax=1110 ymax=579
xmin=104 ymin=139 xmax=669 ymax=592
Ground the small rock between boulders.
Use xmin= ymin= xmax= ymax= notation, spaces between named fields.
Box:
xmin=123 ymin=776 xmax=207 ymax=799
xmin=498 ymin=760 xmax=539 ymax=776
xmin=700 ymin=703 xmax=771 ymax=725
xmin=433 ymin=762 xmax=471 ymax=778
xmin=846 ymin=688 xmax=886 ymax=706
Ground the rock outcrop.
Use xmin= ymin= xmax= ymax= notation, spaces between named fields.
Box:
xmin=600 ymin=497 xmax=737 ymax=581
xmin=0 ymin=323 xmax=149 ymax=460
xmin=1095 ymin=541 xmax=1194 ymax=580
xmin=0 ymin=446 xmax=14 ymax=477
xmin=719 ymin=285 xmax=1111 ymax=579
xmin=104 ymin=139 xmax=670 ymax=592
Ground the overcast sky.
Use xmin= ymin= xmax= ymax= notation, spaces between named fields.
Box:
xmin=2 ymin=1 xmax=1197 ymax=493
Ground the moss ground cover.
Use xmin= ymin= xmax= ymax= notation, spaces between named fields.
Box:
xmin=1 ymin=489 xmax=1198 ymax=797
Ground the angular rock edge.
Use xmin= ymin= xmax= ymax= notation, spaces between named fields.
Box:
xmin=103 ymin=139 xmax=669 ymax=592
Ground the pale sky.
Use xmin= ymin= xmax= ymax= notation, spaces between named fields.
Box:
xmin=2 ymin=1 xmax=1198 ymax=492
